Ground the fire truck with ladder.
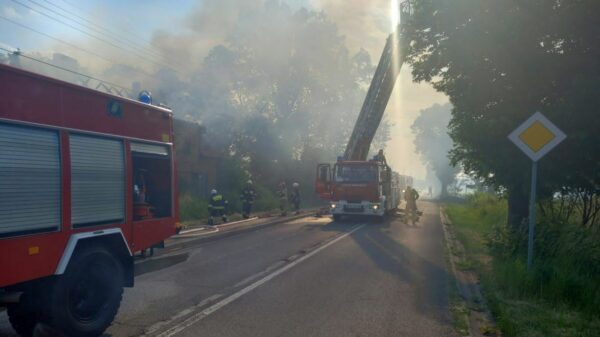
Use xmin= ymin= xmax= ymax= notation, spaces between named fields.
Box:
xmin=0 ymin=64 xmax=179 ymax=336
xmin=315 ymin=1 xmax=414 ymax=221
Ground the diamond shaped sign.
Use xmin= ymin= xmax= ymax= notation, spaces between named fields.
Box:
xmin=508 ymin=112 xmax=566 ymax=162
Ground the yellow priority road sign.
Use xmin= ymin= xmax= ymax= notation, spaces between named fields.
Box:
xmin=508 ymin=112 xmax=566 ymax=162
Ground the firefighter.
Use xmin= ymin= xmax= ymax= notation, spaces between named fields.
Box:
xmin=290 ymin=182 xmax=301 ymax=215
xmin=208 ymin=189 xmax=228 ymax=226
xmin=404 ymin=186 xmax=420 ymax=225
xmin=374 ymin=149 xmax=388 ymax=167
xmin=241 ymin=180 xmax=257 ymax=219
xmin=277 ymin=181 xmax=288 ymax=216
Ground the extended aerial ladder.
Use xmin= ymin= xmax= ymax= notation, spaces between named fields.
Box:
xmin=315 ymin=2 xmax=414 ymax=218
xmin=344 ymin=0 xmax=413 ymax=160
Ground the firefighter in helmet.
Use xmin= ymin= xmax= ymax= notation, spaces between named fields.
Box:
xmin=404 ymin=186 xmax=420 ymax=225
xmin=208 ymin=189 xmax=228 ymax=226
xmin=277 ymin=181 xmax=288 ymax=216
xmin=290 ymin=182 xmax=301 ymax=215
xmin=374 ymin=149 xmax=388 ymax=167
xmin=241 ymin=180 xmax=257 ymax=219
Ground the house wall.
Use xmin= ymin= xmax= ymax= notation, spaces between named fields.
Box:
xmin=173 ymin=119 xmax=220 ymax=198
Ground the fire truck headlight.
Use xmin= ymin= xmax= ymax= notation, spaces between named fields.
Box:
xmin=372 ymin=204 xmax=379 ymax=210
xmin=330 ymin=203 xmax=336 ymax=209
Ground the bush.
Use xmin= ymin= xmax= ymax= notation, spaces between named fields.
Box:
xmin=448 ymin=193 xmax=600 ymax=336
xmin=179 ymin=194 xmax=208 ymax=221
xmin=485 ymin=213 xmax=600 ymax=316
xmin=253 ymin=184 xmax=279 ymax=212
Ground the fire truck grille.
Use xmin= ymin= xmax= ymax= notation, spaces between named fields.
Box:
xmin=343 ymin=205 xmax=365 ymax=213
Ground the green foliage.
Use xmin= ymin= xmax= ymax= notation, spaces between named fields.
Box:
xmin=407 ymin=0 xmax=600 ymax=222
xmin=217 ymin=157 xmax=250 ymax=213
xmin=179 ymin=194 xmax=209 ymax=222
xmin=411 ymin=103 xmax=459 ymax=197
xmin=253 ymin=184 xmax=280 ymax=212
xmin=447 ymin=193 xmax=506 ymax=255
xmin=153 ymin=3 xmax=388 ymax=209
xmin=447 ymin=194 xmax=600 ymax=336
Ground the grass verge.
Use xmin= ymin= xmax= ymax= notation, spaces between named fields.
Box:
xmin=446 ymin=194 xmax=600 ymax=337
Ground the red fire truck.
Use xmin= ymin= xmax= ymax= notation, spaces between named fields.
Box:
xmin=0 ymin=64 xmax=179 ymax=337
xmin=316 ymin=155 xmax=401 ymax=221
xmin=315 ymin=1 xmax=413 ymax=221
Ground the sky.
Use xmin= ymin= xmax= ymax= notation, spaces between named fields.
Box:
xmin=0 ymin=0 xmax=448 ymax=180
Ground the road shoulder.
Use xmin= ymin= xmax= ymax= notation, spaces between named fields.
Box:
xmin=440 ymin=207 xmax=498 ymax=337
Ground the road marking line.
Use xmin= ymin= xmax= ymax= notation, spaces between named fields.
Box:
xmin=155 ymin=223 xmax=366 ymax=337
xmin=143 ymin=294 xmax=223 ymax=336
xmin=233 ymin=260 xmax=286 ymax=288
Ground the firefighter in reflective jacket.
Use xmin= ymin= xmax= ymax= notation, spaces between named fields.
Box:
xmin=208 ymin=189 xmax=228 ymax=225
xmin=404 ymin=186 xmax=419 ymax=210
xmin=404 ymin=186 xmax=420 ymax=225
xmin=241 ymin=180 xmax=257 ymax=219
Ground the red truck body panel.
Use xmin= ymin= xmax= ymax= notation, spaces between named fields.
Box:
xmin=0 ymin=64 xmax=178 ymax=288
xmin=330 ymin=161 xmax=380 ymax=203
xmin=331 ymin=183 xmax=380 ymax=203
xmin=0 ymin=65 xmax=171 ymax=142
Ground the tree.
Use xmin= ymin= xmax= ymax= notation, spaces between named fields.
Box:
xmin=411 ymin=103 xmax=459 ymax=198
xmin=406 ymin=0 xmax=600 ymax=229
xmin=151 ymin=1 xmax=389 ymax=204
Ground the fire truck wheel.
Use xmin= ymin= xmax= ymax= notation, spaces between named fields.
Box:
xmin=7 ymin=294 xmax=38 ymax=337
xmin=46 ymin=245 xmax=124 ymax=337
xmin=332 ymin=214 xmax=342 ymax=222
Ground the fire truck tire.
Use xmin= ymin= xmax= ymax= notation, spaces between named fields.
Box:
xmin=7 ymin=295 xmax=38 ymax=337
xmin=332 ymin=214 xmax=342 ymax=222
xmin=45 ymin=245 xmax=124 ymax=337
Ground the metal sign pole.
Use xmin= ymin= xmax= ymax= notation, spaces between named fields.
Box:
xmin=527 ymin=161 xmax=538 ymax=271
xmin=508 ymin=111 xmax=565 ymax=271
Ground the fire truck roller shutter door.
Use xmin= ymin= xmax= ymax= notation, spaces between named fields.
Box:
xmin=0 ymin=123 xmax=61 ymax=237
xmin=70 ymin=135 xmax=125 ymax=227
xmin=131 ymin=142 xmax=169 ymax=156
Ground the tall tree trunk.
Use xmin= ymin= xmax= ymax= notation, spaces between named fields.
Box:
xmin=440 ymin=182 xmax=448 ymax=199
xmin=507 ymin=186 xmax=529 ymax=232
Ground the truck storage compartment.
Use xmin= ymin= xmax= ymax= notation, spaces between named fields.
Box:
xmin=0 ymin=123 xmax=61 ymax=237
xmin=70 ymin=134 xmax=125 ymax=227
xmin=131 ymin=142 xmax=172 ymax=220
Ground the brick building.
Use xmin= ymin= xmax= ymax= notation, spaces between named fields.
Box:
xmin=173 ymin=119 xmax=220 ymax=198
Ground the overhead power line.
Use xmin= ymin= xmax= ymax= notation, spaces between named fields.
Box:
xmin=0 ymin=46 xmax=132 ymax=97
xmin=43 ymin=0 xmax=173 ymax=64
xmin=0 ymin=14 xmax=156 ymax=80
xmin=9 ymin=0 xmax=180 ymax=73
xmin=34 ymin=0 xmax=166 ymax=62
xmin=58 ymin=0 xmax=159 ymax=53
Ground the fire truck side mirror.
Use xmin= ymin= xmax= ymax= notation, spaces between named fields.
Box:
xmin=315 ymin=164 xmax=332 ymax=198
xmin=318 ymin=164 xmax=331 ymax=183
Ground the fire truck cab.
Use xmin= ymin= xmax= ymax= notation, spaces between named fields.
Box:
xmin=0 ymin=64 xmax=178 ymax=337
xmin=316 ymin=156 xmax=400 ymax=221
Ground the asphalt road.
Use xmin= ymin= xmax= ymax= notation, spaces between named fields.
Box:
xmin=0 ymin=201 xmax=457 ymax=337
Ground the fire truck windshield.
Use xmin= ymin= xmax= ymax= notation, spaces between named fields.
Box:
xmin=334 ymin=164 xmax=378 ymax=183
